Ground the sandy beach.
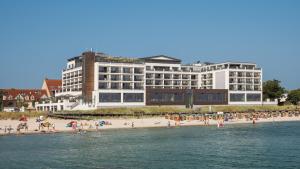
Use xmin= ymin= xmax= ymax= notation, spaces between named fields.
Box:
xmin=1 ymin=115 xmax=300 ymax=136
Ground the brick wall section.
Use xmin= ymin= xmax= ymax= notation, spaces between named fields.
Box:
xmin=82 ymin=52 xmax=95 ymax=103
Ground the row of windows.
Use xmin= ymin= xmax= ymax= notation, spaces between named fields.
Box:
xmin=194 ymin=93 xmax=226 ymax=102
xmin=147 ymin=92 xmax=227 ymax=103
xmin=148 ymin=93 xmax=184 ymax=102
xmin=3 ymin=95 xmax=36 ymax=101
xmin=99 ymin=66 xmax=144 ymax=74
xmin=99 ymin=93 xmax=144 ymax=102
xmin=230 ymin=93 xmax=261 ymax=102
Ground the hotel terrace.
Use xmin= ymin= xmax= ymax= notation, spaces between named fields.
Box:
xmin=36 ymin=51 xmax=263 ymax=111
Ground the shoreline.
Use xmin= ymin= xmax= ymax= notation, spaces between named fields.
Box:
xmin=1 ymin=116 xmax=300 ymax=136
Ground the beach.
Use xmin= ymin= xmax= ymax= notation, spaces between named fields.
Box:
xmin=1 ymin=115 xmax=300 ymax=136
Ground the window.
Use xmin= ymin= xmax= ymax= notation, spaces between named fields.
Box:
xmin=98 ymin=83 xmax=108 ymax=89
xmin=111 ymin=67 xmax=120 ymax=73
xmin=230 ymin=93 xmax=245 ymax=102
xmin=122 ymin=83 xmax=132 ymax=89
xmin=194 ymin=93 xmax=225 ymax=103
xmin=99 ymin=75 xmax=107 ymax=80
xmin=123 ymin=67 xmax=131 ymax=73
xmin=111 ymin=83 xmax=120 ymax=89
xmin=134 ymin=68 xmax=143 ymax=74
xmin=247 ymin=94 xmax=261 ymax=101
xmin=99 ymin=93 xmax=121 ymax=102
xmin=99 ymin=66 xmax=107 ymax=72
xmin=123 ymin=75 xmax=132 ymax=81
xmin=148 ymin=92 xmax=184 ymax=102
xmin=123 ymin=93 xmax=144 ymax=102
xmin=111 ymin=75 xmax=120 ymax=81
xmin=30 ymin=96 xmax=35 ymax=100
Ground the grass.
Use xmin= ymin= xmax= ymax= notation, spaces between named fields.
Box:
xmin=59 ymin=105 xmax=298 ymax=115
xmin=60 ymin=106 xmax=196 ymax=115
xmin=199 ymin=105 xmax=298 ymax=113
xmin=0 ymin=105 xmax=298 ymax=120
xmin=0 ymin=111 xmax=47 ymax=120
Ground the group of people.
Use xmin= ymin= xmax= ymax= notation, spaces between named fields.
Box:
xmin=0 ymin=125 xmax=14 ymax=134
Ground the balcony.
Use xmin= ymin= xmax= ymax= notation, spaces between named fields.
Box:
xmin=122 ymin=83 xmax=132 ymax=89
xmin=111 ymin=83 xmax=120 ymax=89
xmin=164 ymin=81 xmax=172 ymax=85
xmin=229 ymin=78 xmax=236 ymax=83
xmin=229 ymin=72 xmax=236 ymax=77
xmin=173 ymin=75 xmax=180 ymax=79
xmin=111 ymin=67 xmax=121 ymax=73
xmin=155 ymin=74 xmax=163 ymax=79
xmin=134 ymin=83 xmax=144 ymax=90
xmin=146 ymin=80 xmax=153 ymax=85
xmin=191 ymin=82 xmax=197 ymax=86
xmin=237 ymin=85 xmax=245 ymax=91
xmin=164 ymin=74 xmax=171 ymax=79
xmin=134 ymin=76 xmax=143 ymax=81
xmin=237 ymin=73 xmax=244 ymax=77
xmin=146 ymin=74 xmax=153 ymax=78
xmin=155 ymin=80 xmax=163 ymax=85
xmin=123 ymin=68 xmax=132 ymax=74
xmin=182 ymin=75 xmax=189 ymax=79
xmin=123 ymin=75 xmax=132 ymax=81
xmin=98 ymin=83 xmax=109 ymax=89
xmin=173 ymin=81 xmax=180 ymax=85
xmin=134 ymin=68 xmax=143 ymax=74
xmin=254 ymin=80 xmax=260 ymax=84
xmin=99 ymin=67 xmax=108 ymax=73
xmin=246 ymin=73 xmax=253 ymax=77
xmin=99 ymin=75 xmax=108 ymax=81
xmin=246 ymin=80 xmax=253 ymax=84
xmin=111 ymin=75 xmax=120 ymax=81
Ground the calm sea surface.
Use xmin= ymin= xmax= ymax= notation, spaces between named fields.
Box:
xmin=1 ymin=122 xmax=300 ymax=169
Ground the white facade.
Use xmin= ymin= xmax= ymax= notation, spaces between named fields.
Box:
xmin=56 ymin=59 xmax=83 ymax=97
xmin=92 ymin=62 xmax=145 ymax=107
xmin=36 ymin=52 xmax=263 ymax=111
xmin=197 ymin=62 xmax=262 ymax=104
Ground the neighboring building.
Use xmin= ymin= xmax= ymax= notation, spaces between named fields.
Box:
xmin=41 ymin=78 xmax=62 ymax=97
xmin=36 ymin=51 xmax=263 ymax=111
xmin=1 ymin=88 xmax=48 ymax=112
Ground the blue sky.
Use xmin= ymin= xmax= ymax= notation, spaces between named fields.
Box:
xmin=0 ymin=0 xmax=299 ymax=89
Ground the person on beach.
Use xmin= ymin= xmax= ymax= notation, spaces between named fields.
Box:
xmin=72 ymin=121 xmax=77 ymax=131
xmin=52 ymin=123 xmax=55 ymax=131
xmin=95 ymin=121 xmax=99 ymax=130
xmin=131 ymin=122 xmax=134 ymax=128
xmin=80 ymin=122 xmax=84 ymax=130
xmin=168 ymin=121 xmax=171 ymax=127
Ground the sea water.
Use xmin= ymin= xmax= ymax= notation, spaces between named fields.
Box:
xmin=0 ymin=122 xmax=300 ymax=169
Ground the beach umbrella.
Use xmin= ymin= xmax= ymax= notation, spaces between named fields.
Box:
xmin=19 ymin=115 xmax=28 ymax=122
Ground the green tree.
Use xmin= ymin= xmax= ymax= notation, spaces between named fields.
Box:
xmin=287 ymin=89 xmax=300 ymax=105
xmin=263 ymin=79 xmax=285 ymax=100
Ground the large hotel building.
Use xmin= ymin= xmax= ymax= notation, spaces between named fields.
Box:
xmin=36 ymin=51 xmax=262 ymax=111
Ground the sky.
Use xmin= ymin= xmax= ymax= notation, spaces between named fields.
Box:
xmin=0 ymin=0 xmax=299 ymax=89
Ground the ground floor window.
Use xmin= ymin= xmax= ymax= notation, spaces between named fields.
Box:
xmin=230 ymin=93 xmax=245 ymax=102
xmin=148 ymin=92 xmax=184 ymax=102
xmin=123 ymin=93 xmax=144 ymax=102
xmin=99 ymin=93 xmax=121 ymax=102
xmin=247 ymin=94 xmax=261 ymax=101
xmin=194 ymin=93 xmax=226 ymax=103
